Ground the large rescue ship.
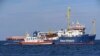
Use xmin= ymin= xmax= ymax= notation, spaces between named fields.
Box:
xmin=53 ymin=7 xmax=96 ymax=44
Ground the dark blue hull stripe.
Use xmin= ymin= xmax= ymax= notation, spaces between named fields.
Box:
xmin=53 ymin=34 xmax=96 ymax=44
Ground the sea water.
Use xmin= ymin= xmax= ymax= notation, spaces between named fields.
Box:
xmin=0 ymin=40 xmax=100 ymax=56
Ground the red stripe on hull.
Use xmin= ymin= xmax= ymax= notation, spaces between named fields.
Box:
xmin=19 ymin=41 xmax=52 ymax=45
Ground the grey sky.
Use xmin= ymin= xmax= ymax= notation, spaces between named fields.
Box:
xmin=0 ymin=0 xmax=100 ymax=40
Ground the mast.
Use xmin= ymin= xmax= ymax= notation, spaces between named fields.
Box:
xmin=67 ymin=7 xmax=71 ymax=30
xmin=92 ymin=19 xmax=96 ymax=34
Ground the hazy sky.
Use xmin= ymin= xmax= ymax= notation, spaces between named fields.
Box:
xmin=0 ymin=0 xmax=100 ymax=40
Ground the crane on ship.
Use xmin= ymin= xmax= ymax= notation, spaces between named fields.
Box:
xmin=67 ymin=7 xmax=71 ymax=31
xmin=91 ymin=19 xmax=96 ymax=34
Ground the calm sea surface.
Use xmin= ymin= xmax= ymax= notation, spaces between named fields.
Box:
xmin=0 ymin=40 xmax=100 ymax=56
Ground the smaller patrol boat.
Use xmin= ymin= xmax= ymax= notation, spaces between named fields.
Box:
xmin=19 ymin=32 xmax=53 ymax=45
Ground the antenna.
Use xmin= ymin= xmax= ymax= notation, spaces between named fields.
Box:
xmin=76 ymin=20 xmax=79 ymax=24
xmin=67 ymin=6 xmax=71 ymax=30
xmin=48 ymin=28 xmax=52 ymax=35
xmin=25 ymin=32 xmax=30 ymax=37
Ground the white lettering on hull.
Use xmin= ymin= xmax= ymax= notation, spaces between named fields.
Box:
xmin=60 ymin=40 xmax=75 ymax=42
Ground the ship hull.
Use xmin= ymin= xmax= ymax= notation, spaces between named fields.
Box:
xmin=53 ymin=34 xmax=96 ymax=44
xmin=19 ymin=40 xmax=52 ymax=45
